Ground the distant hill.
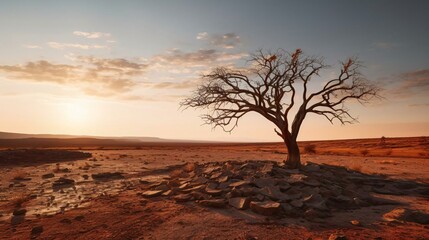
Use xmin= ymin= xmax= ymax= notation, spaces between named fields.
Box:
xmin=0 ymin=131 xmax=165 ymax=142
xmin=0 ymin=131 xmax=218 ymax=148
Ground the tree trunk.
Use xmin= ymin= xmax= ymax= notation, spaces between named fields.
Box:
xmin=285 ymin=140 xmax=301 ymax=169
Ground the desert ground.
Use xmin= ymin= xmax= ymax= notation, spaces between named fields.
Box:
xmin=0 ymin=137 xmax=428 ymax=240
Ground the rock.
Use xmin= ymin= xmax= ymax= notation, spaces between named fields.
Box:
xmin=278 ymin=182 xmax=291 ymax=191
xmin=142 ymin=190 xmax=164 ymax=198
xmin=52 ymin=178 xmax=75 ymax=190
xmin=74 ymin=215 xmax=85 ymax=221
xmin=42 ymin=173 xmax=55 ymax=179
xmin=162 ymin=190 xmax=173 ymax=196
xmin=304 ymin=208 xmax=331 ymax=219
xmin=154 ymin=184 xmax=170 ymax=191
xmin=11 ymin=215 xmax=25 ymax=225
xmin=198 ymin=199 xmax=226 ymax=208
xmin=383 ymin=208 xmax=429 ymax=224
xmin=210 ymin=172 xmax=223 ymax=179
xmin=287 ymin=174 xmax=307 ymax=184
xmin=260 ymin=186 xmax=290 ymax=201
xmin=280 ymin=203 xmax=295 ymax=215
xmin=229 ymin=180 xmax=252 ymax=188
xmin=192 ymin=191 xmax=210 ymax=200
xmin=194 ymin=176 xmax=208 ymax=184
xmin=82 ymin=174 xmax=89 ymax=180
xmin=303 ymin=162 xmax=321 ymax=172
xmin=261 ymin=163 xmax=274 ymax=174
xmin=303 ymin=178 xmax=321 ymax=187
xmin=229 ymin=197 xmax=250 ymax=210
xmin=284 ymin=188 xmax=303 ymax=200
xmin=303 ymin=194 xmax=328 ymax=211
xmin=182 ymin=185 xmax=205 ymax=193
xmin=178 ymin=183 xmax=190 ymax=189
xmin=205 ymin=187 xmax=223 ymax=196
xmin=203 ymin=166 xmax=221 ymax=175
xmin=218 ymin=176 xmax=229 ymax=183
xmin=13 ymin=209 xmax=27 ymax=216
xmin=173 ymin=193 xmax=193 ymax=202
xmin=290 ymin=199 xmax=303 ymax=208
xmin=328 ymin=233 xmax=347 ymax=240
xmin=31 ymin=226 xmax=43 ymax=235
xmin=250 ymin=201 xmax=281 ymax=216
xmin=350 ymin=220 xmax=361 ymax=226
xmin=254 ymin=178 xmax=276 ymax=188
xmin=91 ymin=172 xmax=124 ymax=181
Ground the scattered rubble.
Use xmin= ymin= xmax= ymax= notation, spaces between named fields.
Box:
xmin=133 ymin=160 xmax=414 ymax=219
xmin=91 ymin=172 xmax=124 ymax=181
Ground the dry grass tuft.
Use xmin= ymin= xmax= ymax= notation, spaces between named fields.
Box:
xmin=184 ymin=162 xmax=196 ymax=172
xmin=304 ymin=144 xmax=317 ymax=154
xmin=360 ymin=149 xmax=369 ymax=157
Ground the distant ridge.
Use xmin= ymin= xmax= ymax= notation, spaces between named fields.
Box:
xmin=0 ymin=132 xmax=216 ymax=147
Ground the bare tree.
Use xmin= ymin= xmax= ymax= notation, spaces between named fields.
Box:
xmin=181 ymin=49 xmax=381 ymax=169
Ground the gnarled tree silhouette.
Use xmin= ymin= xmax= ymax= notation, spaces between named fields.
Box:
xmin=181 ymin=49 xmax=381 ymax=169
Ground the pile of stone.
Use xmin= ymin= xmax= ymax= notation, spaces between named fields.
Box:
xmin=138 ymin=160 xmax=420 ymax=218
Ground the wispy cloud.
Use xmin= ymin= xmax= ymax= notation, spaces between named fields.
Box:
xmin=373 ymin=41 xmax=398 ymax=50
xmin=73 ymin=31 xmax=111 ymax=39
xmin=0 ymin=57 xmax=148 ymax=96
xmin=388 ymin=69 xmax=429 ymax=98
xmin=148 ymin=79 xmax=200 ymax=90
xmin=196 ymin=32 xmax=241 ymax=49
xmin=151 ymin=48 xmax=247 ymax=72
xmin=22 ymin=44 xmax=42 ymax=49
xmin=47 ymin=42 xmax=107 ymax=50
xmin=409 ymin=103 xmax=429 ymax=107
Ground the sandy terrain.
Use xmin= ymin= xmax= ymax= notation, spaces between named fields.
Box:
xmin=0 ymin=138 xmax=428 ymax=239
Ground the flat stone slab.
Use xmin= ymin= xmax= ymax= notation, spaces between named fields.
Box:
xmin=228 ymin=197 xmax=250 ymax=210
xmin=250 ymin=201 xmax=281 ymax=216
xmin=142 ymin=190 xmax=164 ymax=198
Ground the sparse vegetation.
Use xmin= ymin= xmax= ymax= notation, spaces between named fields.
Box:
xmin=303 ymin=144 xmax=317 ymax=154
xmin=380 ymin=136 xmax=386 ymax=146
xmin=361 ymin=149 xmax=369 ymax=157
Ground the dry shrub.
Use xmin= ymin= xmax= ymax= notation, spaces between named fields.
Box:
xmin=184 ymin=162 xmax=196 ymax=172
xmin=385 ymin=149 xmax=392 ymax=156
xmin=304 ymin=144 xmax=317 ymax=154
xmin=360 ymin=149 xmax=369 ymax=157
xmin=169 ymin=169 xmax=184 ymax=178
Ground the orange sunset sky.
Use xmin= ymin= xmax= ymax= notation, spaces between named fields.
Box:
xmin=0 ymin=1 xmax=428 ymax=141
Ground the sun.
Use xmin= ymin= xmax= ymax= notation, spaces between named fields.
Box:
xmin=65 ymin=101 xmax=89 ymax=123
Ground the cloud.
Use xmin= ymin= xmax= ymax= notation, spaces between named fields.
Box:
xmin=196 ymin=32 xmax=241 ymax=49
xmin=22 ymin=44 xmax=42 ymax=49
xmin=388 ymin=69 xmax=429 ymax=98
xmin=151 ymin=48 xmax=247 ymax=71
xmin=149 ymin=79 xmax=200 ymax=89
xmin=47 ymin=42 xmax=107 ymax=50
xmin=409 ymin=103 xmax=429 ymax=107
xmin=0 ymin=57 xmax=148 ymax=96
xmin=73 ymin=31 xmax=111 ymax=39
xmin=373 ymin=42 xmax=397 ymax=50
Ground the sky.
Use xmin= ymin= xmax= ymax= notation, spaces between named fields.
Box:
xmin=0 ymin=0 xmax=428 ymax=141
